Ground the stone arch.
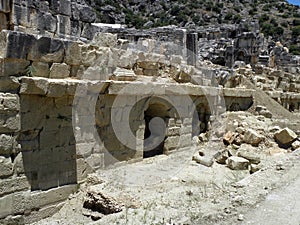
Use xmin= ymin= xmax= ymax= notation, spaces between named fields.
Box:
xmin=142 ymin=97 xmax=178 ymax=158
xmin=192 ymin=97 xmax=211 ymax=136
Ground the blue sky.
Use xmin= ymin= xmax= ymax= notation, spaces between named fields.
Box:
xmin=288 ymin=0 xmax=300 ymax=6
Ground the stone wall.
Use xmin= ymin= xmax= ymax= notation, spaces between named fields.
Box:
xmin=0 ymin=29 xmax=256 ymax=223
xmin=0 ymin=0 xmax=96 ymax=40
xmin=239 ymin=66 xmax=300 ymax=113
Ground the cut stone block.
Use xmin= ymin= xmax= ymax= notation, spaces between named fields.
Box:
xmin=49 ymin=63 xmax=70 ymax=78
xmin=243 ymin=129 xmax=264 ymax=146
xmin=227 ymin=156 xmax=250 ymax=170
xmin=0 ymin=156 xmax=13 ymax=178
xmin=274 ymin=127 xmax=297 ymax=146
xmin=28 ymin=36 xmax=65 ymax=63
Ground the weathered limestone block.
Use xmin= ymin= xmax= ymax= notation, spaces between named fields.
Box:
xmin=0 ymin=0 xmax=10 ymax=13
xmin=92 ymin=33 xmax=118 ymax=48
xmin=292 ymin=140 xmax=300 ymax=150
xmin=58 ymin=0 xmax=71 ymax=16
xmin=13 ymin=4 xmax=31 ymax=28
xmin=47 ymin=80 xmax=67 ymax=97
xmin=274 ymin=127 xmax=297 ymax=146
xmin=0 ymin=134 xmax=19 ymax=155
xmin=214 ymin=149 xmax=229 ymax=164
xmin=116 ymin=49 xmax=138 ymax=69
xmin=76 ymin=4 xmax=96 ymax=23
xmin=57 ymin=14 xmax=71 ymax=36
xmin=0 ymin=31 xmax=35 ymax=59
xmin=70 ymin=20 xmax=81 ymax=37
xmin=0 ymin=177 xmax=30 ymax=197
xmin=0 ymin=13 xmax=7 ymax=30
xmin=223 ymin=131 xmax=237 ymax=145
xmin=23 ymin=202 xmax=64 ymax=224
xmin=81 ymin=23 xmax=95 ymax=40
xmin=28 ymin=37 xmax=65 ymax=63
xmin=37 ymin=12 xmax=57 ymax=33
xmin=243 ymin=129 xmax=264 ymax=146
xmin=0 ymin=184 xmax=77 ymax=218
xmin=237 ymin=147 xmax=261 ymax=164
xmin=0 ymin=93 xmax=19 ymax=112
xmin=226 ymin=156 xmax=249 ymax=170
xmin=110 ymin=68 xmax=137 ymax=81
xmin=49 ymin=63 xmax=70 ymax=78
xmin=71 ymin=2 xmax=80 ymax=20
xmin=20 ymin=77 xmax=49 ymax=95
xmin=39 ymin=128 xmax=73 ymax=150
xmin=81 ymin=45 xmax=98 ymax=66
xmin=179 ymin=133 xmax=192 ymax=148
xmin=164 ymin=136 xmax=179 ymax=151
xmin=13 ymin=153 xmax=25 ymax=175
xmin=30 ymin=185 xmax=77 ymax=209
xmin=192 ymin=155 xmax=214 ymax=167
xmin=31 ymin=62 xmax=50 ymax=78
xmin=0 ymin=58 xmax=30 ymax=76
xmin=0 ymin=156 xmax=13 ymax=178
xmin=0 ymin=114 xmax=20 ymax=133
xmin=65 ymin=41 xmax=82 ymax=65
xmin=0 ymin=77 xmax=20 ymax=92
xmin=77 ymin=158 xmax=94 ymax=182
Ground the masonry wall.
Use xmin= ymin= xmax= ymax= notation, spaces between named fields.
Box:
xmin=0 ymin=0 xmax=97 ymax=40
xmin=252 ymin=66 xmax=300 ymax=112
xmin=0 ymin=28 xmax=256 ymax=223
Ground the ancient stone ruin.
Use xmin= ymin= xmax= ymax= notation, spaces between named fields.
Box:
xmin=0 ymin=0 xmax=299 ymax=224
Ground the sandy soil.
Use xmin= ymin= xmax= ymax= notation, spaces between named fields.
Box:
xmin=32 ymin=144 xmax=300 ymax=225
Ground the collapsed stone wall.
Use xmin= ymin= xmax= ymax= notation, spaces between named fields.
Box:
xmin=238 ymin=66 xmax=300 ymax=113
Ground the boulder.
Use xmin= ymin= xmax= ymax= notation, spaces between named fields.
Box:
xmin=292 ymin=140 xmax=300 ymax=150
xmin=83 ymin=189 xmax=122 ymax=215
xmin=237 ymin=149 xmax=260 ymax=164
xmin=214 ymin=149 xmax=229 ymax=164
xmin=250 ymin=164 xmax=262 ymax=173
xmin=259 ymin=110 xmax=272 ymax=118
xmin=223 ymin=131 xmax=236 ymax=145
xmin=226 ymin=156 xmax=249 ymax=170
xmin=243 ymin=129 xmax=264 ymax=146
xmin=274 ymin=127 xmax=297 ymax=147
xmin=192 ymin=155 xmax=214 ymax=167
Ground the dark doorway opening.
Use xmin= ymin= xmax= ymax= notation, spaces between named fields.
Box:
xmin=143 ymin=115 xmax=165 ymax=158
xmin=143 ymin=102 xmax=169 ymax=158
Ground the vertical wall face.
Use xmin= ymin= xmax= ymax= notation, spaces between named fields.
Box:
xmin=96 ymin=94 xmax=143 ymax=166
xmin=19 ymin=95 xmax=77 ymax=191
xmin=0 ymin=92 xmax=79 ymax=224
xmin=0 ymin=0 xmax=97 ymax=40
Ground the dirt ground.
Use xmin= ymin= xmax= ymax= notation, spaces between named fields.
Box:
xmin=33 ymin=140 xmax=300 ymax=225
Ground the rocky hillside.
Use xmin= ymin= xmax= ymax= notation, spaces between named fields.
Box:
xmin=91 ymin=0 xmax=300 ymax=54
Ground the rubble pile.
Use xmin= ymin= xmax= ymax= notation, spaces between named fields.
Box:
xmin=192 ymin=110 xmax=300 ymax=173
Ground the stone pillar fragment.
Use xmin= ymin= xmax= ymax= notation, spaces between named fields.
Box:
xmin=186 ymin=32 xmax=198 ymax=66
